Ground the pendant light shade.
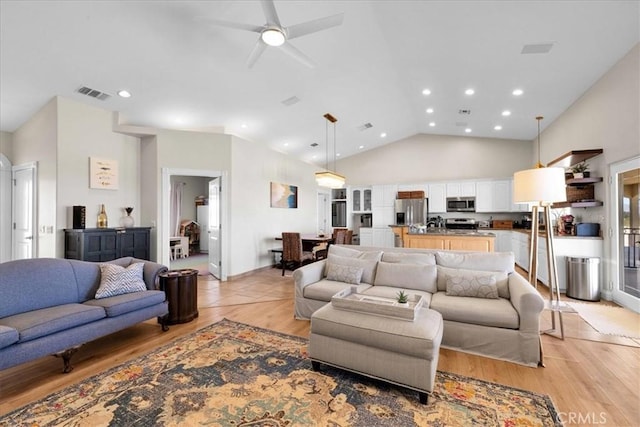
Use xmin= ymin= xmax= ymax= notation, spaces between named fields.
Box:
xmin=316 ymin=113 xmax=346 ymax=188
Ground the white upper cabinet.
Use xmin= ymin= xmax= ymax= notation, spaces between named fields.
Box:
xmin=351 ymin=186 xmax=372 ymax=212
xmin=476 ymin=179 xmax=512 ymax=212
xmin=372 ymin=184 xmax=398 ymax=207
xmin=427 ymin=183 xmax=447 ymax=213
xmin=446 ymin=181 xmax=476 ymax=197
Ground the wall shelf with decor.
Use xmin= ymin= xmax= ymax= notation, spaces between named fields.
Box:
xmin=549 ymin=149 xmax=604 ymax=209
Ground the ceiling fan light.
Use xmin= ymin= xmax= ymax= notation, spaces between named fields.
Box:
xmin=315 ymin=171 xmax=346 ymax=189
xmin=261 ymin=28 xmax=285 ymax=46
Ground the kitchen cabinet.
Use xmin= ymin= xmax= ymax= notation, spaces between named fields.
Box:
xmin=476 ymin=179 xmax=512 ymax=212
xmin=372 ymin=184 xmax=397 ymax=208
xmin=351 ymin=187 xmax=372 ymax=212
xmin=372 ymin=206 xmax=393 ymax=227
xmin=427 ymin=183 xmax=447 ymax=213
xmin=511 ymin=231 xmax=530 ymax=269
xmin=359 ymin=228 xmax=373 ymax=246
xmin=373 ymin=227 xmax=395 ymax=247
xmin=493 ymin=230 xmax=512 ymax=252
xmin=404 ymin=233 xmax=494 ymax=252
xmin=64 ymin=227 xmax=151 ymax=261
xmin=446 ymin=181 xmax=476 ymax=197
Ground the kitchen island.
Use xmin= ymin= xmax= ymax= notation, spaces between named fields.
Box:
xmin=390 ymin=226 xmax=495 ymax=252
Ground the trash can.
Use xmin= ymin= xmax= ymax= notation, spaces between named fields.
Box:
xmin=566 ymin=257 xmax=600 ymax=301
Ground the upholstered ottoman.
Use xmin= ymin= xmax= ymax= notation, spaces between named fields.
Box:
xmin=309 ymin=303 xmax=443 ymax=404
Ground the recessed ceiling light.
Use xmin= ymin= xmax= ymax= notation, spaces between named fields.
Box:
xmin=261 ymin=28 xmax=285 ymax=46
xmin=426 ymin=108 xmax=434 ymax=114
xmin=336 ymin=153 xmax=341 ymax=157
xmin=312 ymin=155 xmax=317 ymax=159
xmin=241 ymin=123 xmax=248 ymax=129
xmin=429 ymin=122 xmax=436 ymax=127
xmin=465 ymin=88 xmax=475 ymax=95
xmin=380 ymin=132 xmax=387 ymax=138
xmin=117 ymin=90 xmax=131 ymax=98
xmin=494 ymin=125 xmax=503 ymax=131
xmin=283 ymin=142 xmax=289 ymax=147
xmin=465 ymin=128 xmax=472 ymax=133
xmin=422 ymin=88 xmax=431 ymax=96
xmin=512 ymin=89 xmax=524 ymax=96
xmin=501 ymin=110 xmax=511 ymax=116
xmin=359 ymin=145 xmax=364 ymax=149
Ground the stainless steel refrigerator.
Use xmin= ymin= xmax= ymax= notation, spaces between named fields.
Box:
xmin=394 ymin=198 xmax=428 ymax=225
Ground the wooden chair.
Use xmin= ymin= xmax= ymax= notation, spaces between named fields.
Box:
xmin=281 ymin=232 xmax=314 ymax=276
xmin=334 ymin=229 xmax=353 ymax=245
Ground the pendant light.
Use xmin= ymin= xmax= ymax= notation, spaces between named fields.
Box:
xmin=315 ymin=113 xmax=346 ymax=188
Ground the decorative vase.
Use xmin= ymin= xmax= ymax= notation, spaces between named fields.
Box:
xmin=573 ymin=172 xmax=583 ymax=179
xmin=122 ymin=207 xmax=134 ymax=228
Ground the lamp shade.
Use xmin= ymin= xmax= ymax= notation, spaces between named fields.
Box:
xmin=315 ymin=171 xmax=345 ymax=189
xmin=513 ymin=167 xmax=566 ymax=203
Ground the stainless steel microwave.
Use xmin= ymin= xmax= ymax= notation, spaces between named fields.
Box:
xmin=446 ymin=197 xmax=476 ymax=212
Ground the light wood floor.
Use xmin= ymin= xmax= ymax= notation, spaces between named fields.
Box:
xmin=1 ymin=267 xmax=639 ymax=426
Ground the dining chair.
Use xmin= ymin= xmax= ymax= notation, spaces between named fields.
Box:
xmin=281 ymin=232 xmax=314 ymax=276
xmin=334 ymin=229 xmax=353 ymax=245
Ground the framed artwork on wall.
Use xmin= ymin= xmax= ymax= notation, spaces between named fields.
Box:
xmin=270 ymin=182 xmax=298 ymax=208
xmin=89 ymin=157 xmax=119 ymax=190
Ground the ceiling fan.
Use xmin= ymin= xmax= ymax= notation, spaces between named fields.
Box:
xmin=207 ymin=0 xmax=344 ymax=68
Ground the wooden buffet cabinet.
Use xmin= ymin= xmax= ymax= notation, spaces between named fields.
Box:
xmin=391 ymin=226 xmax=495 ymax=252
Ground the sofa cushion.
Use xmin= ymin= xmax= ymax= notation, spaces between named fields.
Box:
xmin=373 ymin=261 xmax=437 ymax=293
xmin=83 ymin=290 xmax=166 ymax=317
xmin=0 ymin=304 xmax=106 ymax=343
xmin=429 ymin=292 xmax=519 ymax=329
xmin=326 ymin=263 xmax=363 ymax=285
xmin=437 ymin=265 xmax=509 ymax=298
xmin=360 ymin=286 xmax=432 ymax=307
xmin=326 ymin=254 xmax=380 ymax=285
xmin=436 ymin=251 xmax=514 ymax=273
xmin=0 ymin=325 xmax=19 ymax=350
xmin=303 ymin=280 xmax=372 ymax=301
xmin=445 ymin=272 xmax=499 ymax=299
xmin=96 ymin=263 xmax=147 ymax=299
xmin=381 ymin=252 xmax=436 ymax=265
xmin=328 ymin=245 xmax=383 ymax=261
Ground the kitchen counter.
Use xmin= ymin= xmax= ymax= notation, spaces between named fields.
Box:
xmin=490 ymin=228 xmax=603 ymax=240
xmin=407 ymin=229 xmax=495 ymax=237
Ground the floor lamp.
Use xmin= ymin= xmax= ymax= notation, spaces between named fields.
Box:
xmin=513 ymin=116 xmax=568 ymax=339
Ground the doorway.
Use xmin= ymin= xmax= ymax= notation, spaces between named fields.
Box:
xmin=317 ymin=190 xmax=330 ymax=235
xmin=610 ymin=156 xmax=640 ymax=313
xmin=162 ymin=168 xmax=228 ymax=281
xmin=11 ymin=162 xmax=37 ymax=260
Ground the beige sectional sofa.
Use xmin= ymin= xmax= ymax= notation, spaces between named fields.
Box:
xmin=294 ymin=245 xmax=545 ymax=367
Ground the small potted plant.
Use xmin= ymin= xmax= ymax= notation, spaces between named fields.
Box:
xmin=571 ymin=161 xmax=590 ymax=179
xmin=396 ymin=290 xmax=409 ymax=306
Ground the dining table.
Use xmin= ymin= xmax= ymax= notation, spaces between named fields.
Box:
xmin=272 ymin=234 xmax=334 ymax=255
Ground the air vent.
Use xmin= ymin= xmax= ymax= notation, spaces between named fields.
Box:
xmin=357 ymin=122 xmax=373 ymax=131
xmin=458 ymin=109 xmax=471 ymax=115
xmin=281 ymin=96 xmax=300 ymax=106
xmin=521 ymin=43 xmax=554 ymax=54
xmin=76 ymin=86 xmax=111 ymax=101
xmin=310 ymin=142 xmax=319 ymax=147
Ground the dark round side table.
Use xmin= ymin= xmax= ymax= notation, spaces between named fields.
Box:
xmin=159 ymin=269 xmax=199 ymax=324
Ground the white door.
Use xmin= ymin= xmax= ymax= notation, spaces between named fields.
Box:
xmin=12 ymin=163 xmax=37 ymax=260
xmin=317 ymin=191 xmax=329 ymax=235
xmin=208 ymin=177 xmax=221 ymax=279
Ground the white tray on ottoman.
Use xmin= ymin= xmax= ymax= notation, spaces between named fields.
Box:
xmin=331 ymin=287 xmax=425 ymax=321
xmin=309 ymin=303 xmax=443 ymax=404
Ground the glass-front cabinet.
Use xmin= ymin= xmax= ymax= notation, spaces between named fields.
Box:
xmin=351 ymin=187 xmax=372 ymax=212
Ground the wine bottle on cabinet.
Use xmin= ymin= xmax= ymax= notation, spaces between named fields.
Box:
xmin=97 ymin=204 xmax=108 ymax=228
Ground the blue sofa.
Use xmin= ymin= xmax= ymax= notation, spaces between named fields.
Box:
xmin=0 ymin=257 xmax=169 ymax=372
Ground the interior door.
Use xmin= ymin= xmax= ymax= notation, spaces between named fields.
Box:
xmin=317 ymin=191 xmax=329 ymax=235
xmin=12 ymin=163 xmax=37 ymax=260
xmin=208 ymin=177 xmax=221 ymax=279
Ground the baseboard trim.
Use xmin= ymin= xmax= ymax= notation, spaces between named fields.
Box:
xmin=227 ymin=265 xmax=277 ymax=281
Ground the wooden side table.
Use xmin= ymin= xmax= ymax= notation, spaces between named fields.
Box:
xmin=159 ymin=269 xmax=199 ymax=324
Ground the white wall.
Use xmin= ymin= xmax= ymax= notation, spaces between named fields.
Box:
xmin=230 ymin=135 xmax=320 ymax=276
xmin=56 ymin=97 xmax=141 ymax=256
xmin=11 ymin=98 xmax=58 ymax=257
xmin=336 ymin=133 xmax=532 ymax=185
xmin=539 ymin=43 xmax=640 ymax=297
xmin=0 ymin=131 xmax=13 ymax=162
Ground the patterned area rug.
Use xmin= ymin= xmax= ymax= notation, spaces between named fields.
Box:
xmin=1 ymin=319 xmax=561 ymax=426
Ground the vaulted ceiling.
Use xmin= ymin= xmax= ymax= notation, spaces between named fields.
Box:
xmin=1 ymin=1 xmax=638 ymax=164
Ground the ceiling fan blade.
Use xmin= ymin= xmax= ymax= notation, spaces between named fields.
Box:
xmin=286 ymin=13 xmax=344 ymax=40
xmin=247 ymin=39 xmax=268 ymax=68
xmin=279 ymin=42 xmax=316 ymax=68
xmin=261 ymin=0 xmax=281 ymax=27
xmin=203 ymin=18 xmax=263 ymax=34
